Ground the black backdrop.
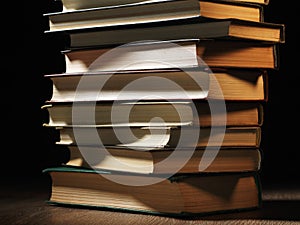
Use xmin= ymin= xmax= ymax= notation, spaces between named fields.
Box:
xmin=4 ymin=1 xmax=298 ymax=187
xmin=260 ymin=2 xmax=299 ymax=184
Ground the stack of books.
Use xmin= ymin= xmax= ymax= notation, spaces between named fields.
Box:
xmin=42 ymin=0 xmax=285 ymax=217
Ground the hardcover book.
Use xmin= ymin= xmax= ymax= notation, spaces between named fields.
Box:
xmin=57 ymin=143 xmax=262 ymax=174
xmin=61 ymin=39 xmax=279 ymax=71
xmin=56 ymin=0 xmax=268 ymax=13
xmin=42 ymin=100 xmax=264 ymax=127
xmin=50 ymin=125 xmax=262 ymax=149
xmin=45 ymin=68 xmax=268 ymax=102
xmin=50 ymin=17 xmax=285 ymax=49
xmin=45 ymin=0 xmax=265 ymax=33
xmin=44 ymin=166 xmax=262 ymax=216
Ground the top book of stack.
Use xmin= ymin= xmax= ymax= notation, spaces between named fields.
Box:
xmin=44 ymin=0 xmax=285 ymax=49
xmin=56 ymin=0 xmax=270 ymax=13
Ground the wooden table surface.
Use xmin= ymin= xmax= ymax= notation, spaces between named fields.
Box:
xmin=1 ymin=175 xmax=300 ymax=225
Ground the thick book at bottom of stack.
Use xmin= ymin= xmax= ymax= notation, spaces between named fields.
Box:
xmin=44 ymin=165 xmax=262 ymax=216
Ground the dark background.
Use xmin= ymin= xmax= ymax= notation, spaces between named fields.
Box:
xmin=3 ymin=1 xmax=299 ymax=189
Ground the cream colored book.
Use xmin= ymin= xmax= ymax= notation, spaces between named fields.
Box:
xmin=51 ymin=125 xmax=261 ymax=149
xmin=60 ymin=144 xmax=261 ymax=174
xmin=45 ymin=68 xmax=268 ymax=102
xmin=42 ymin=101 xmax=264 ymax=127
